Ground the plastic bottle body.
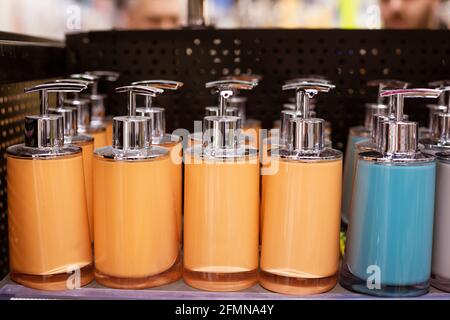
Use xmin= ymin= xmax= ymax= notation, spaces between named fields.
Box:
xmin=93 ymin=152 xmax=181 ymax=289
xmin=342 ymin=126 xmax=370 ymax=225
xmin=260 ymin=156 xmax=342 ymax=295
xmin=431 ymin=158 xmax=450 ymax=291
xmin=341 ymin=158 xmax=436 ymax=297
xmin=7 ymin=151 xmax=93 ymax=290
xmin=183 ymin=150 xmax=260 ymax=291
xmin=153 ymin=136 xmax=183 ymax=245
xmin=72 ymin=138 xmax=95 ymax=242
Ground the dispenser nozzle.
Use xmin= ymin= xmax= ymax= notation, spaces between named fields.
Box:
xmin=223 ymin=74 xmax=262 ymax=84
xmin=206 ymin=80 xmax=258 ymax=117
xmin=132 ymin=80 xmax=183 ymax=109
xmin=378 ymin=88 xmax=443 ymax=155
xmin=53 ymin=78 xmax=92 ymax=108
xmin=367 ymin=79 xmax=410 ymax=105
xmin=282 ymin=81 xmax=335 ymax=119
xmin=115 ymin=85 xmax=164 ymax=117
xmin=24 ymin=82 xmax=88 ymax=148
xmin=25 ymin=82 xmax=88 ymax=115
xmin=381 ymin=88 xmax=442 ymax=121
xmin=286 ymin=75 xmax=331 ymax=85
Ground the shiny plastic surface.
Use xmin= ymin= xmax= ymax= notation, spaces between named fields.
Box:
xmin=7 ymin=154 xmax=93 ymax=290
xmin=183 ymin=151 xmax=260 ymax=291
xmin=431 ymin=159 xmax=450 ymax=292
xmin=93 ymin=155 xmax=181 ymax=289
xmin=342 ymin=127 xmax=370 ymax=224
xmin=260 ymin=158 xmax=342 ymax=295
xmin=341 ymin=159 xmax=436 ymax=297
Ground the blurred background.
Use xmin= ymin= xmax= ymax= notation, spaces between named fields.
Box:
xmin=0 ymin=0 xmax=448 ymax=40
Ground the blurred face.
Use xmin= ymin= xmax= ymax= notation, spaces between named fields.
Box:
xmin=125 ymin=0 xmax=181 ymax=29
xmin=379 ymin=0 xmax=440 ymax=29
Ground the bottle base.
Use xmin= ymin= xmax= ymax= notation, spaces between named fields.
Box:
xmin=259 ymin=270 xmax=338 ymax=295
xmin=183 ymin=267 xmax=258 ymax=292
xmin=431 ymin=274 xmax=450 ymax=292
xmin=10 ymin=264 xmax=94 ymax=291
xmin=95 ymin=256 xmax=182 ymax=290
xmin=339 ymin=262 xmax=429 ymax=297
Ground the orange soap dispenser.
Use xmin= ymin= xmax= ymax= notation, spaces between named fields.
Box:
xmin=184 ymin=79 xmax=260 ymax=292
xmin=93 ymin=85 xmax=181 ymax=289
xmin=6 ymin=82 xmax=93 ymax=290
xmin=260 ymin=80 xmax=342 ymax=295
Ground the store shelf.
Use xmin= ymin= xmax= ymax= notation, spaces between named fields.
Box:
xmin=0 ymin=275 xmax=449 ymax=300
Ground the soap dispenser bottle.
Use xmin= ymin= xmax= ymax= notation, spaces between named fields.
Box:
xmin=7 ymin=82 xmax=93 ymax=290
xmin=132 ymin=79 xmax=184 ymax=241
xmin=341 ymin=79 xmax=408 ymax=225
xmin=184 ymin=79 xmax=260 ymax=292
xmin=49 ymin=79 xmax=96 ymax=242
xmin=93 ymin=85 xmax=181 ymax=289
xmin=70 ymin=73 xmax=109 ymax=149
xmin=260 ymin=80 xmax=342 ymax=295
xmin=419 ymin=86 xmax=450 ymax=292
xmin=340 ymin=88 xmax=441 ymax=297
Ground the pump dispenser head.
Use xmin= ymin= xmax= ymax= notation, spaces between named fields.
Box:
xmin=112 ymin=85 xmax=164 ymax=151
xmin=74 ymin=71 xmax=120 ymax=126
xmin=281 ymin=80 xmax=335 ymax=154
xmin=222 ymin=75 xmax=262 ymax=121
xmin=430 ymin=86 xmax=450 ymax=144
xmin=23 ymin=82 xmax=87 ymax=148
xmin=132 ymin=80 xmax=183 ymax=140
xmin=203 ymin=80 xmax=257 ymax=151
xmin=378 ymin=88 xmax=442 ymax=156
xmin=48 ymin=79 xmax=93 ymax=139
xmin=365 ymin=80 xmax=409 ymax=133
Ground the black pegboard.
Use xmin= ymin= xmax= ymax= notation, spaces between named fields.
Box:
xmin=66 ymin=29 xmax=450 ymax=150
xmin=0 ymin=32 xmax=65 ymax=85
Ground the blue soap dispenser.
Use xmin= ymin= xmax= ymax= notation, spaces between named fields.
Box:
xmin=340 ymin=88 xmax=442 ymax=297
xmin=341 ymin=80 xmax=408 ymax=225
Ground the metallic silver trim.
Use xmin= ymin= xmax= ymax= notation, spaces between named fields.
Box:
xmin=94 ymin=146 xmax=168 ymax=161
xmin=6 ymin=144 xmax=82 ymax=159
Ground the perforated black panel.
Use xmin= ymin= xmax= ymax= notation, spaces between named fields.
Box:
xmin=66 ymin=29 xmax=450 ymax=150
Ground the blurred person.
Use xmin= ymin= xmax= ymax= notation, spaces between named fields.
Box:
xmin=379 ymin=0 xmax=446 ymax=29
xmin=117 ymin=0 xmax=186 ymax=29
xmin=0 ymin=0 xmax=114 ymax=39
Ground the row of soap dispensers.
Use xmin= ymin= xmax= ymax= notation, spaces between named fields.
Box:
xmin=5 ymin=71 xmax=450 ymax=297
